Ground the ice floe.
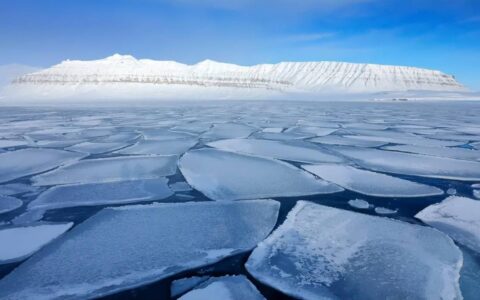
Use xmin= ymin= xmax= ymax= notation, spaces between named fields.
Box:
xmin=115 ymin=138 xmax=197 ymax=156
xmin=0 ymin=149 xmax=86 ymax=183
xmin=171 ymin=276 xmax=210 ymax=298
xmin=179 ymin=275 xmax=265 ymax=300
xmin=246 ymin=201 xmax=463 ymax=300
xmin=179 ymin=149 xmax=343 ymax=201
xmin=141 ymin=128 xmax=196 ymax=141
xmin=169 ymin=181 xmax=192 ymax=192
xmin=0 ymin=195 xmax=23 ymax=214
xmin=202 ymin=123 xmax=257 ymax=140
xmin=32 ymin=155 xmax=177 ymax=186
xmin=334 ymin=147 xmax=480 ymax=181
xmin=65 ymin=141 xmax=128 ymax=154
xmin=0 ymin=139 xmax=28 ymax=148
xmin=374 ymin=207 xmax=398 ymax=215
xmin=302 ymin=163 xmax=443 ymax=197
xmin=474 ymin=190 xmax=480 ymax=199
xmin=0 ymin=200 xmax=279 ymax=299
xmin=208 ymin=138 xmax=343 ymax=163
xmin=416 ymin=196 xmax=480 ymax=253
xmin=0 ymin=223 xmax=72 ymax=264
xmin=348 ymin=199 xmax=371 ymax=209
xmin=0 ymin=183 xmax=39 ymax=196
xmin=383 ymin=144 xmax=480 ymax=161
xmin=28 ymin=178 xmax=173 ymax=211
xmin=309 ymin=135 xmax=387 ymax=148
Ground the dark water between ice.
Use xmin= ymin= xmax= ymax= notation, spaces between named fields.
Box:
xmin=0 ymin=100 xmax=479 ymax=299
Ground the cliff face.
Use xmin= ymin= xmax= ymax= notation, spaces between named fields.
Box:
xmin=4 ymin=54 xmax=466 ymax=100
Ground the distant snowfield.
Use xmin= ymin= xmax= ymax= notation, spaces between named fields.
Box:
xmin=1 ymin=54 xmax=478 ymax=102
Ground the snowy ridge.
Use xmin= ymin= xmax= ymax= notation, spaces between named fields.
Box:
xmin=3 ymin=54 xmax=467 ymax=100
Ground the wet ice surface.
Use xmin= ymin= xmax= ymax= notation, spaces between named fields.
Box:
xmin=416 ymin=196 xmax=480 ymax=253
xmin=179 ymin=275 xmax=265 ymax=300
xmin=246 ymin=201 xmax=463 ymax=300
xmin=179 ymin=148 xmax=343 ymax=201
xmin=0 ymin=101 xmax=479 ymax=299
xmin=0 ymin=200 xmax=279 ymax=300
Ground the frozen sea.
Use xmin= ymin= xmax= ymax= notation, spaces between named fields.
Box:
xmin=0 ymin=100 xmax=479 ymax=300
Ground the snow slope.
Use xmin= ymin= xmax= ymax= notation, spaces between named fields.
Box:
xmin=2 ymin=54 xmax=468 ymax=101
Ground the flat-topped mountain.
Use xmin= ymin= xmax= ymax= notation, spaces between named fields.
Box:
xmin=2 ymin=54 xmax=467 ymax=100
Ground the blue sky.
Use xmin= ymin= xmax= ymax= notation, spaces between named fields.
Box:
xmin=1 ymin=0 xmax=479 ymax=89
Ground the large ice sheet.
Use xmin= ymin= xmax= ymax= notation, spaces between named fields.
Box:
xmin=334 ymin=147 xmax=480 ymax=181
xmin=0 ymin=183 xmax=39 ymax=196
xmin=116 ymin=138 xmax=197 ymax=156
xmin=383 ymin=144 xmax=480 ymax=161
xmin=208 ymin=139 xmax=343 ymax=163
xmin=0 ymin=139 xmax=28 ymax=148
xmin=0 ymin=223 xmax=72 ymax=264
xmin=416 ymin=196 xmax=480 ymax=253
xmin=0 ymin=195 xmax=23 ymax=214
xmin=28 ymin=178 xmax=173 ymax=211
xmin=0 ymin=200 xmax=279 ymax=300
xmin=0 ymin=149 xmax=85 ymax=183
xmin=246 ymin=201 xmax=463 ymax=300
xmin=179 ymin=275 xmax=265 ymax=300
xmin=179 ymin=149 xmax=343 ymax=201
xmin=32 ymin=155 xmax=177 ymax=186
xmin=302 ymin=164 xmax=443 ymax=197
xmin=65 ymin=142 xmax=128 ymax=154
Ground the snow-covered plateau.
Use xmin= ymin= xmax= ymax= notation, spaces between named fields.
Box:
xmin=1 ymin=54 xmax=477 ymax=101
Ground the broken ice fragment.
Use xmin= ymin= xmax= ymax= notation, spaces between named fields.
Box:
xmin=0 ymin=195 xmax=23 ymax=214
xmin=179 ymin=275 xmax=265 ymax=300
xmin=348 ymin=199 xmax=371 ymax=209
xmin=0 ymin=223 xmax=72 ymax=264
xmin=416 ymin=196 xmax=480 ymax=253
xmin=179 ymin=148 xmax=342 ymax=201
xmin=32 ymin=155 xmax=177 ymax=186
xmin=302 ymin=163 xmax=443 ymax=197
xmin=28 ymin=178 xmax=173 ymax=211
xmin=0 ymin=200 xmax=279 ymax=300
xmin=0 ymin=148 xmax=85 ymax=183
xmin=246 ymin=201 xmax=462 ymax=300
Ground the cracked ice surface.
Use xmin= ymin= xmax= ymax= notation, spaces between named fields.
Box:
xmin=416 ymin=196 xmax=480 ymax=253
xmin=179 ymin=148 xmax=343 ymax=201
xmin=0 ymin=200 xmax=279 ymax=300
xmin=31 ymin=155 xmax=177 ymax=186
xmin=246 ymin=201 xmax=463 ymax=300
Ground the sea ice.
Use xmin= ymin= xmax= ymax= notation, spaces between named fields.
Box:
xmin=0 ymin=183 xmax=39 ymax=196
xmin=0 ymin=139 xmax=28 ymax=148
xmin=374 ymin=207 xmax=398 ymax=215
xmin=348 ymin=199 xmax=371 ymax=209
xmin=171 ymin=276 xmax=210 ymax=298
xmin=0 ymin=195 xmax=23 ymax=214
xmin=179 ymin=275 xmax=265 ymax=300
xmin=334 ymin=147 xmax=480 ymax=181
xmin=65 ymin=141 xmax=128 ymax=154
xmin=115 ymin=138 xmax=197 ymax=156
xmin=32 ymin=155 xmax=177 ymax=186
xmin=202 ymin=123 xmax=257 ymax=140
xmin=28 ymin=178 xmax=173 ymax=211
xmin=416 ymin=196 xmax=480 ymax=253
xmin=208 ymin=138 xmax=343 ymax=163
xmin=474 ymin=190 xmax=480 ymax=199
xmin=383 ymin=144 xmax=480 ymax=161
xmin=141 ymin=128 xmax=196 ymax=141
xmin=0 ymin=149 xmax=85 ymax=183
xmin=246 ymin=201 xmax=463 ymax=300
xmin=309 ymin=135 xmax=387 ymax=148
xmin=179 ymin=149 xmax=343 ymax=201
xmin=0 ymin=223 xmax=72 ymax=264
xmin=0 ymin=200 xmax=279 ymax=300
xmin=302 ymin=163 xmax=443 ymax=197
xmin=169 ymin=181 xmax=192 ymax=192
